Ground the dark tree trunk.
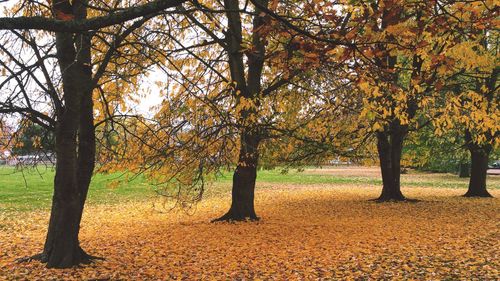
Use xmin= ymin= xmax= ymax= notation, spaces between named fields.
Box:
xmin=40 ymin=88 xmax=97 ymax=269
xmin=74 ymin=13 xmax=95 ymax=232
xmin=212 ymin=0 xmax=267 ymax=222
xmin=376 ymin=123 xmax=407 ymax=201
xmin=42 ymin=110 xmax=85 ymax=268
xmin=75 ymin=77 xmax=95 ymax=224
xmin=463 ymin=130 xmax=492 ymax=198
xmin=214 ymin=132 xmax=260 ymax=221
xmin=35 ymin=1 xmax=97 ymax=268
xmin=464 ymin=146 xmax=492 ymax=197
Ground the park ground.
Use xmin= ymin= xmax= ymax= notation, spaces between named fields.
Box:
xmin=0 ymin=166 xmax=499 ymax=279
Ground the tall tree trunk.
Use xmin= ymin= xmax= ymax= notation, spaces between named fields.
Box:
xmin=376 ymin=123 xmax=407 ymax=201
xmin=212 ymin=0 xmax=267 ymax=222
xmin=464 ymin=146 xmax=492 ymax=197
xmin=40 ymin=30 xmax=84 ymax=267
xmin=214 ymin=131 xmax=260 ymax=221
xmin=42 ymin=80 xmax=97 ymax=268
xmin=38 ymin=1 xmax=96 ymax=268
xmin=75 ymin=13 xmax=95 ymax=239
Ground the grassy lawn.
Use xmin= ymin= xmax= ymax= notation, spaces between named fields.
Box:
xmin=1 ymin=165 xmax=499 ymax=211
xmin=0 ymin=166 xmax=150 ymax=211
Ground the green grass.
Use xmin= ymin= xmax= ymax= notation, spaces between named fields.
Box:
xmin=1 ymin=166 xmax=498 ymax=212
xmin=222 ymin=169 xmax=500 ymax=189
xmin=0 ymin=166 xmax=151 ymax=211
xmin=220 ymin=170 xmax=382 ymax=185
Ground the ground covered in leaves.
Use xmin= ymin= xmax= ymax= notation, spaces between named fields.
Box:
xmin=1 ymin=169 xmax=499 ymax=280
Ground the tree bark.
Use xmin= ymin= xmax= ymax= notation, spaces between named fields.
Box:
xmin=42 ymin=110 xmax=86 ymax=268
xmin=214 ymin=132 xmax=260 ymax=221
xmin=212 ymin=0 xmax=268 ymax=222
xmin=74 ymin=5 xmax=95 ymax=230
xmin=376 ymin=123 xmax=407 ymax=201
xmin=39 ymin=33 xmax=85 ymax=267
xmin=464 ymin=146 xmax=492 ymax=197
xmin=37 ymin=1 xmax=97 ymax=268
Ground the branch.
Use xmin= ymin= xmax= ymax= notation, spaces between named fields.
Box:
xmin=0 ymin=0 xmax=187 ymax=32
xmin=248 ymin=0 xmax=352 ymax=47
xmin=92 ymin=15 xmax=154 ymax=87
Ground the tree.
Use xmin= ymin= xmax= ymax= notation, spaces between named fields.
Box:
xmin=428 ymin=1 xmax=499 ymax=197
xmin=460 ymin=46 xmax=498 ymax=198
xmin=0 ymin=0 xmax=189 ymax=268
xmin=253 ymin=0 xmax=445 ymax=201
xmin=0 ymin=119 xmax=13 ymax=157
xmin=110 ymin=0 xmax=287 ymax=221
xmin=344 ymin=0 xmax=486 ymax=201
xmin=94 ymin=0 xmax=362 ymax=221
xmin=160 ymin=0 xmax=360 ymax=221
xmin=233 ymin=0 xmax=498 ymax=201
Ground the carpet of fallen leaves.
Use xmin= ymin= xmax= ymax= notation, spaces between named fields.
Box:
xmin=1 ymin=183 xmax=499 ymax=280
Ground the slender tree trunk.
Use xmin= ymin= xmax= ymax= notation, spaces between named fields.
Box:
xmin=75 ymin=19 xmax=95 ymax=234
xmin=75 ymin=86 xmax=95 ymax=223
xmin=464 ymin=146 xmax=492 ymax=197
xmin=376 ymin=124 xmax=407 ymax=201
xmin=214 ymin=131 xmax=260 ymax=221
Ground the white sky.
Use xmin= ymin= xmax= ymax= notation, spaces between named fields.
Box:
xmin=130 ymin=69 xmax=164 ymax=117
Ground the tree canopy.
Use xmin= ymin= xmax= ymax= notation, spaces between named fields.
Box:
xmin=0 ymin=0 xmax=498 ymax=269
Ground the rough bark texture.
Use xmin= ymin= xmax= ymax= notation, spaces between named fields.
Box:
xmin=213 ymin=0 xmax=268 ymax=222
xmin=376 ymin=122 xmax=407 ymax=201
xmin=464 ymin=140 xmax=492 ymax=198
xmin=74 ymin=0 xmax=95 ymax=229
xmin=372 ymin=4 xmax=417 ymax=202
xmin=214 ymin=133 xmax=260 ymax=221
xmin=38 ymin=0 xmax=96 ymax=268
